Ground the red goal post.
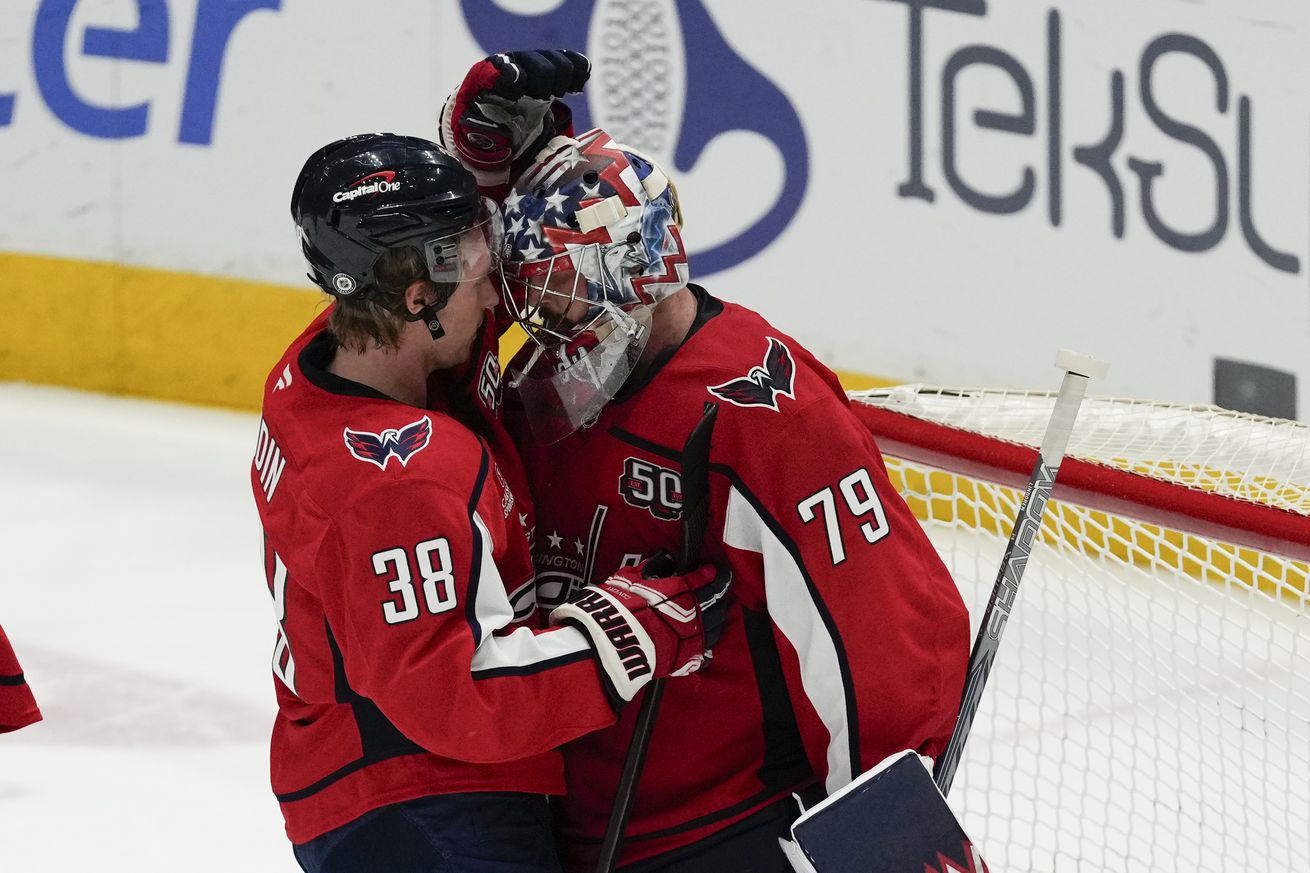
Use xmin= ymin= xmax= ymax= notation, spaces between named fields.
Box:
xmin=848 ymin=385 xmax=1309 ymax=872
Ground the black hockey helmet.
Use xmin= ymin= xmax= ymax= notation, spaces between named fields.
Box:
xmin=290 ymin=133 xmax=497 ymax=299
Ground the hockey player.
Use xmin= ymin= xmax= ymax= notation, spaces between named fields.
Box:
xmin=443 ymin=54 xmax=972 ymax=872
xmin=253 ymin=133 xmax=730 ymax=873
xmin=0 ymin=624 xmax=41 ymax=733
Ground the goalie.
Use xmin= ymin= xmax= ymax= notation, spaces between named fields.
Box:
xmin=441 ymin=50 xmax=972 ymax=871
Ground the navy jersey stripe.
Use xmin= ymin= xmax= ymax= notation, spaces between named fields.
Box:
xmin=274 ymin=749 xmax=417 ymax=804
xmin=742 ymin=606 xmax=813 ymax=793
xmin=471 ymin=648 xmax=595 ymax=680
xmin=324 ymin=620 xmax=421 ymax=758
xmin=273 ymin=621 xmax=425 ymax=803
xmin=463 ymin=443 xmax=492 ymax=647
xmin=0 ymin=673 xmax=27 ymax=687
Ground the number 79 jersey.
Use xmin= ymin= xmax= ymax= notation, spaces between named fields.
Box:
xmin=513 ymin=288 xmax=972 ymax=869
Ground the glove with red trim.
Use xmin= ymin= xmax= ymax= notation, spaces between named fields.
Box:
xmin=439 ymin=49 xmax=591 ymax=192
xmin=550 ymin=553 xmax=731 ymax=708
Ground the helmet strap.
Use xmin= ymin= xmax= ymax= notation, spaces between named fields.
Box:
xmin=416 ymin=301 xmax=446 ymax=341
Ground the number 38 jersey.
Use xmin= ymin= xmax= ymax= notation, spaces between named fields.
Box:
xmin=511 ymin=287 xmax=972 ymax=870
xmin=251 ymin=311 xmax=615 ymax=844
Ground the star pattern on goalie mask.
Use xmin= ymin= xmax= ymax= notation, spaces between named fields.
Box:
xmin=544 ymin=190 xmax=570 ymax=213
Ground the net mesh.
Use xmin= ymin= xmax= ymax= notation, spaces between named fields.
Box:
xmin=861 ymin=385 xmax=1310 ymax=514
xmin=850 ymin=387 xmax=1310 ymax=873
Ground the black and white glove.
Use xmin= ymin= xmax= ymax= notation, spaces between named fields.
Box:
xmin=439 ymin=49 xmax=590 ymax=191
xmin=550 ymin=554 xmax=731 ymax=708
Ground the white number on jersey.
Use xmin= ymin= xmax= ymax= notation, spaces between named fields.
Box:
xmin=265 ymin=541 xmax=298 ymax=696
xmin=372 ymin=537 xmax=458 ymax=624
xmin=797 ymin=467 xmax=891 ymax=565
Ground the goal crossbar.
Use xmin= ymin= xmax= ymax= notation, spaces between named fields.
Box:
xmin=852 ymin=394 xmax=1310 ymax=564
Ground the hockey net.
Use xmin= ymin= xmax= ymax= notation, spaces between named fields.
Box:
xmin=849 ymin=386 xmax=1310 ymax=873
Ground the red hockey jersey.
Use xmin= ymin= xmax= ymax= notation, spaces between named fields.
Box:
xmin=252 ymin=311 xmax=617 ymax=843
xmin=509 ymin=287 xmax=971 ymax=869
xmin=0 ymin=624 xmax=41 ymax=733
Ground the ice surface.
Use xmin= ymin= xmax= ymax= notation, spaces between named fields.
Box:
xmin=0 ymin=385 xmax=295 ymax=872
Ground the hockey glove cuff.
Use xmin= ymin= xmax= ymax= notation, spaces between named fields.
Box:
xmin=439 ymin=49 xmax=590 ymax=191
xmin=550 ymin=556 xmax=731 ymax=706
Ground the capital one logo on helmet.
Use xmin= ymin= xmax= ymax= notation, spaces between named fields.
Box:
xmin=333 ymin=170 xmax=401 ymax=203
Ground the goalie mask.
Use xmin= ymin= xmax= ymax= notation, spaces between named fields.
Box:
xmin=500 ymin=129 xmax=689 ymax=443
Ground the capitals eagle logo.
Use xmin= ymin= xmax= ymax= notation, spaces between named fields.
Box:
xmin=708 ymin=337 xmax=796 ymax=411
xmin=343 ymin=416 xmax=432 ymax=471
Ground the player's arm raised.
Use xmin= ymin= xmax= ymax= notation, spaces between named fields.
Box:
xmin=439 ymin=49 xmax=590 ymax=197
xmin=722 ymin=390 xmax=971 ymax=793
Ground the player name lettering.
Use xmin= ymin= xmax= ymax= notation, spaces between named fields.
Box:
xmin=574 ymin=589 xmax=651 ymax=680
xmin=253 ymin=418 xmax=287 ymax=503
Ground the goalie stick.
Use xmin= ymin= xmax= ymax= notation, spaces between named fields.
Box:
xmin=932 ymin=349 xmax=1108 ymax=796
xmin=595 ymin=401 xmax=720 ymax=873
xmin=783 ymin=350 xmax=1107 ymax=873
xmin=784 ymin=751 xmax=988 ymax=873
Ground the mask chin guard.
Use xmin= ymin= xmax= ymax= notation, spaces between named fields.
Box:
xmin=510 ymin=302 xmax=652 ymax=444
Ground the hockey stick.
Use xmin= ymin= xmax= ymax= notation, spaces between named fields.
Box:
xmin=932 ymin=350 xmax=1108 ymax=797
xmin=596 ymin=401 xmax=720 ymax=873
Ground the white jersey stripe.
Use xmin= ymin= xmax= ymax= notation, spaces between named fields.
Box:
xmin=468 ymin=511 xmax=594 ymax=675
xmin=722 ymin=484 xmax=853 ymax=792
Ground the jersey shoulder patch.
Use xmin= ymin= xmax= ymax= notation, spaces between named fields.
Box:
xmin=343 ymin=416 xmax=433 ymax=471
xmin=707 ymin=336 xmax=796 ymax=411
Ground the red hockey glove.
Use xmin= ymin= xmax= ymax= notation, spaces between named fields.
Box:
xmin=439 ymin=49 xmax=590 ymax=190
xmin=550 ymin=554 xmax=731 ymax=707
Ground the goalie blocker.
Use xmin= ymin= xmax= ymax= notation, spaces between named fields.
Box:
xmin=782 ymin=751 xmax=989 ymax=873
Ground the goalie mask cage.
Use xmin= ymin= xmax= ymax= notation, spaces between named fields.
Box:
xmin=849 ymin=386 xmax=1309 ymax=873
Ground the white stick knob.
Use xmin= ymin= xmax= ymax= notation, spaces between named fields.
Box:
xmin=1055 ymin=349 xmax=1110 ymax=380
